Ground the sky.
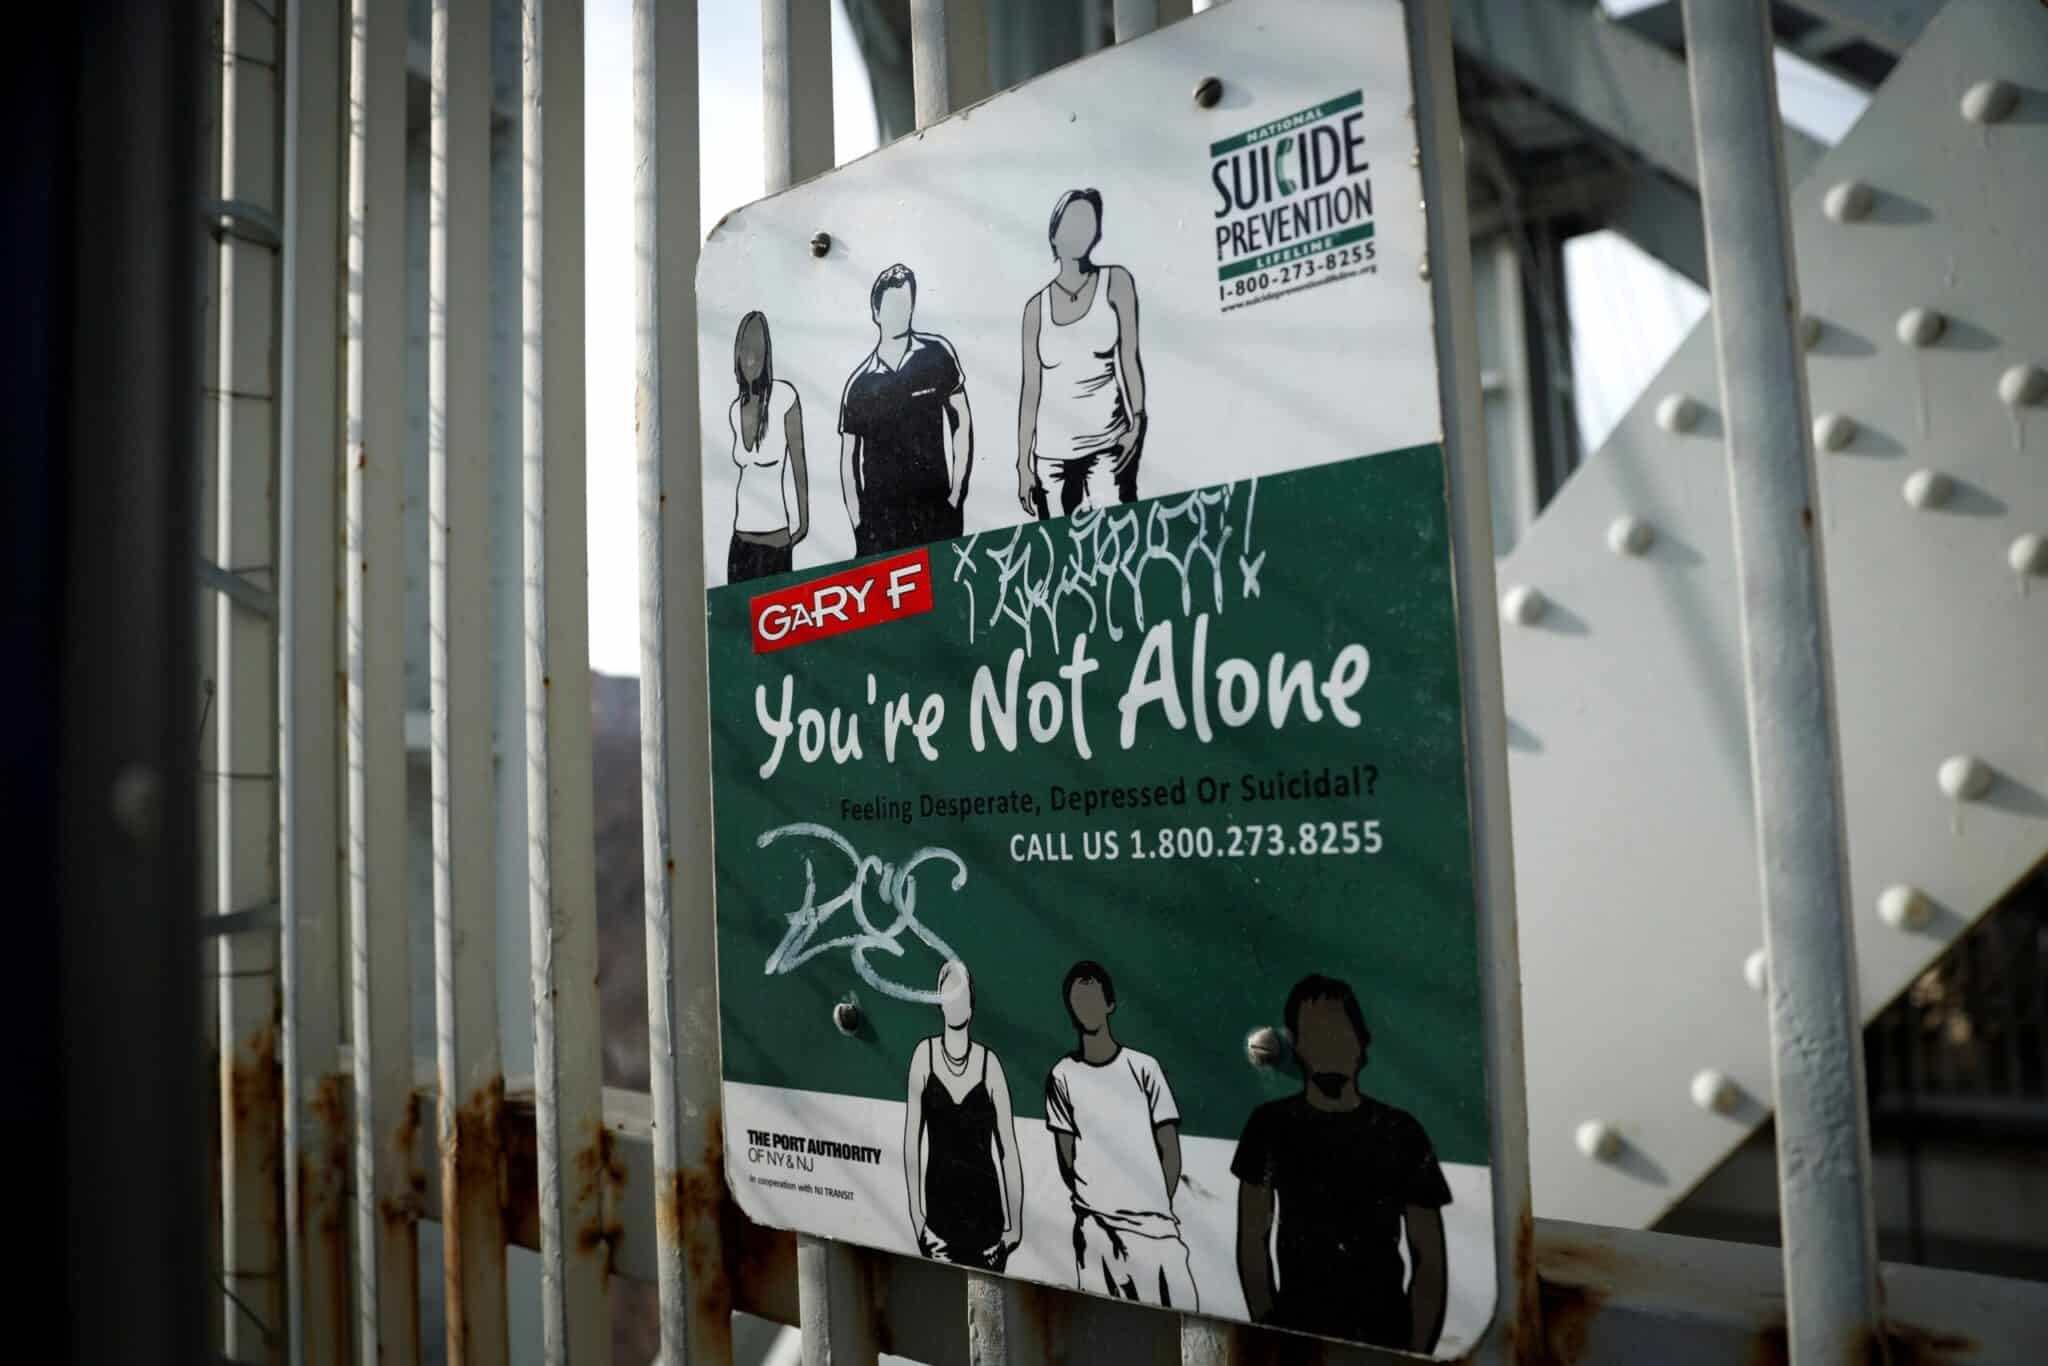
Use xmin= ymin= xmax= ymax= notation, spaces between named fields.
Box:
xmin=582 ymin=1 xmax=1869 ymax=677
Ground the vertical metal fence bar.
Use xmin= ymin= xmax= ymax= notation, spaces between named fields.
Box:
xmin=762 ymin=0 xmax=834 ymax=189
xmin=633 ymin=0 xmax=729 ymax=1361
xmin=432 ymin=0 xmax=512 ymax=1361
xmin=52 ymin=2 xmax=206 ymax=1357
xmin=1111 ymin=0 xmax=1157 ymax=43
xmin=903 ymin=9 xmax=1013 ymax=1363
xmin=761 ymin=6 xmax=875 ymax=1362
xmin=217 ymin=1 xmax=289 ymax=1359
xmin=197 ymin=5 xmax=229 ymax=1357
xmin=521 ymin=0 xmax=612 ymax=1359
xmin=281 ymin=0 xmax=352 ymax=1361
xmin=1402 ymin=0 xmax=1541 ymax=1359
xmin=908 ymin=0 xmax=988 ymax=128
xmin=345 ymin=0 xmax=423 ymax=1358
xmin=1678 ymin=2 xmax=1886 ymax=1360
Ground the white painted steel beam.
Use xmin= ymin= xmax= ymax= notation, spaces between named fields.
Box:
xmin=1505 ymin=0 xmax=2048 ymax=1233
xmin=1785 ymin=0 xmax=1943 ymax=55
xmin=345 ymin=0 xmax=423 ymax=1358
xmin=280 ymin=0 xmax=352 ymax=1361
xmin=1450 ymin=0 xmax=1824 ymax=192
xmin=216 ymin=1 xmax=288 ymax=1359
xmin=430 ymin=0 xmax=511 ymax=1361
xmin=520 ymin=0 xmax=612 ymax=1360
xmin=1680 ymin=0 xmax=1883 ymax=1354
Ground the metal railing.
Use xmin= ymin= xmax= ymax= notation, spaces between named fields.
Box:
xmin=170 ymin=2 xmax=2048 ymax=1365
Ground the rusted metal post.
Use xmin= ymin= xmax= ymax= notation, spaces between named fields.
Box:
xmin=280 ymin=0 xmax=352 ymax=1361
xmin=344 ymin=0 xmax=423 ymax=1358
xmin=521 ymin=0 xmax=613 ymax=1360
xmin=431 ymin=0 xmax=512 ymax=1360
xmin=1678 ymin=1 xmax=1887 ymax=1361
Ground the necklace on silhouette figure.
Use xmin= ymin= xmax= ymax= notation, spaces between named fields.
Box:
xmin=938 ymin=1035 xmax=970 ymax=1076
xmin=1051 ymin=270 xmax=1095 ymax=304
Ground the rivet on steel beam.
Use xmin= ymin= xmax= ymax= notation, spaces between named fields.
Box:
xmin=1742 ymin=948 xmax=1769 ymax=993
xmin=1813 ymin=411 xmax=1857 ymax=452
xmin=1961 ymin=79 xmax=2019 ymax=126
xmin=1690 ymin=1069 xmax=1739 ymax=1115
xmin=2010 ymin=532 xmax=2047 ymax=577
xmin=1500 ymin=584 xmax=1546 ymax=626
xmin=810 ymin=232 xmax=832 ymax=258
xmin=1903 ymin=469 xmax=1953 ymax=510
xmin=1877 ymin=884 xmax=1934 ymax=932
xmin=832 ymin=999 xmax=863 ymax=1035
xmin=1245 ymin=1026 xmax=1287 ymax=1068
xmin=1575 ymin=1120 xmax=1621 ymax=1162
xmin=1937 ymin=754 xmax=1993 ymax=802
xmin=1896 ymin=307 xmax=1946 ymax=348
xmin=1193 ymin=76 xmax=1224 ymax=109
xmin=1655 ymin=393 xmax=1702 ymax=433
xmin=1607 ymin=515 xmax=1654 ymax=557
xmin=1797 ymin=315 xmax=1822 ymax=351
xmin=1823 ymin=179 xmax=1873 ymax=223
xmin=1998 ymin=364 xmax=2048 ymax=407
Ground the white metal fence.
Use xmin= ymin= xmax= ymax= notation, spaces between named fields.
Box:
xmin=181 ymin=2 xmax=2048 ymax=1364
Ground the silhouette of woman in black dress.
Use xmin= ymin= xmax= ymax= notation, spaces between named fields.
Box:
xmin=902 ymin=960 xmax=1024 ymax=1269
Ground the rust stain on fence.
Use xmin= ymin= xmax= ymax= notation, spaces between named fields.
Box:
xmin=572 ymin=1117 xmax=627 ymax=1265
xmin=301 ymin=1071 xmax=353 ymax=1364
xmin=228 ymin=1021 xmax=282 ymax=1148
xmin=381 ymin=1092 xmax=425 ymax=1231
xmin=442 ymin=1076 xmax=508 ymax=1361
xmin=1748 ymin=1320 xmax=1979 ymax=1366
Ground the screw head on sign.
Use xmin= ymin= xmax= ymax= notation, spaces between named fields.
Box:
xmin=1575 ymin=1120 xmax=1621 ymax=1162
xmin=1903 ymin=469 xmax=1953 ymax=510
xmin=1878 ymin=884 xmax=1934 ymax=932
xmin=1655 ymin=393 xmax=1702 ymax=434
xmin=832 ymin=1000 xmax=863 ymax=1035
xmin=1823 ymin=179 xmax=1874 ymax=223
xmin=1813 ymin=411 xmax=1857 ymax=452
xmin=1245 ymin=1026 xmax=1287 ymax=1069
xmin=2010 ymin=532 xmax=2048 ymax=577
xmin=1194 ymin=76 xmax=1224 ymax=109
xmin=1961 ymin=79 xmax=2019 ymax=126
xmin=1607 ymin=515 xmax=1655 ymax=557
xmin=1690 ymin=1069 xmax=1739 ymax=1115
xmin=1742 ymin=948 xmax=1769 ymax=994
xmin=1500 ymin=584 xmax=1547 ymax=627
xmin=1998 ymin=364 xmax=2048 ymax=408
xmin=1938 ymin=754 xmax=1993 ymax=802
xmin=810 ymin=231 xmax=832 ymax=258
xmin=1896 ymin=307 xmax=1946 ymax=348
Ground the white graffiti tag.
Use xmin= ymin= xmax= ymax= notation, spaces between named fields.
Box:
xmin=757 ymin=822 xmax=968 ymax=1003
xmin=948 ymin=481 xmax=1262 ymax=656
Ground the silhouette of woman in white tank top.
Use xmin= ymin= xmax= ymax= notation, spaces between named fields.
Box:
xmin=1015 ymin=190 xmax=1148 ymax=519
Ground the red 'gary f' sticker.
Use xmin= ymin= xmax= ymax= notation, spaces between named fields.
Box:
xmin=750 ymin=549 xmax=935 ymax=654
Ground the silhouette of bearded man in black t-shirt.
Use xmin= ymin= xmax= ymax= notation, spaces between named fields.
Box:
xmin=1231 ymin=974 xmax=1452 ymax=1352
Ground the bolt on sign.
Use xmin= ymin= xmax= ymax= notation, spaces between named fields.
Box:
xmin=695 ymin=0 xmax=1518 ymax=1355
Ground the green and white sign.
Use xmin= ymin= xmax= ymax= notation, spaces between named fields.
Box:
xmin=695 ymin=0 xmax=1505 ymax=1355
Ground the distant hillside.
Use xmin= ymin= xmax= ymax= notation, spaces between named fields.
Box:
xmin=591 ymin=672 xmax=649 ymax=1091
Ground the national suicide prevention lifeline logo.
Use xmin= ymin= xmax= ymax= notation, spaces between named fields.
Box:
xmin=1210 ymin=90 xmax=1378 ymax=313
